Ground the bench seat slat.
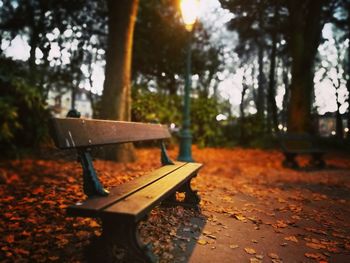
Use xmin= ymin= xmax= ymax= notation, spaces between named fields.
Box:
xmin=50 ymin=118 xmax=171 ymax=149
xmin=67 ymin=162 xmax=188 ymax=217
xmin=102 ymin=162 xmax=202 ymax=222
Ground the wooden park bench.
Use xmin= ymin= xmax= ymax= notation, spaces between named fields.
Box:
xmin=49 ymin=116 xmax=202 ymax=262
xmin=278 ymin=132 xmax=326 ymax=169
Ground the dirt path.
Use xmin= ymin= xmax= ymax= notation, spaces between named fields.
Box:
xmin=172 ymin=148 xmax=350 ymax=263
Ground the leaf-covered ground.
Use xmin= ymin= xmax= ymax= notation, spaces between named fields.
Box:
xmin=0 ymin=147 xmax=350 ymax=262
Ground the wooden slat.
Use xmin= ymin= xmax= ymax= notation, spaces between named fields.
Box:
xmin=67 ymin=163 xmax=187 ymax=217
xmin=49 ymin=118 xmax=171 ymax=149
xmin=102 ymin=162 xmax=203 ymax=222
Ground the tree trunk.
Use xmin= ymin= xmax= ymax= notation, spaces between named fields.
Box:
xmin=347 ymin=6 xmax=350 ymax=134
xmin=240 ymin=75 xmax=248 ymax=145
xmin=287 ymin=0 xmax=324 ymax=134
xmin=281 ymin=57 xmax=290 ymax=129
xmin=99 ymin=0 xmax=139 ymax=162
xmin=257 ymin=42 xmax=265 ymax=122
xmin=256 ymin=6 xmax=266 ymax=129
xmin=268 ymin=29 xmax=278 ymax=133
xmin=335 ymin=94 xmax=344 ymax=139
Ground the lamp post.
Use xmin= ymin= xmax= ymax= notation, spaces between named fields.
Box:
xmin=178 ymin=0 xmax=199 ymax=162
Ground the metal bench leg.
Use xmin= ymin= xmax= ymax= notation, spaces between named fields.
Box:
xmin=87 ymin=219 xmax=157 ymax=263
xmin=282 ymin=153 xmax=299 ymax=168
xmin=162 ymin=174 xmax=200 ymax=210
xmin=310 ymin=153 xmax=325 ymax=168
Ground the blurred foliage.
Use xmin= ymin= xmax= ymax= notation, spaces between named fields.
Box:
xmin=133 ymin=0 xmax=224 ymax=96
xmin=132 ymin=86 xmax=181 ymax=124
xmin=132 ymin=86 xmax=233 ymax=147
xmin=0 ymin=59 xmax=51 ymax=157
xmin=191 ymin=97 xmax=230 ymax=147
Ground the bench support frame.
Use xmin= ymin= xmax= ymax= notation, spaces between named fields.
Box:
xmin=282 ymin=153 xmax=298 ymax=168
xmin=310 ymin=152 xmax=325 ymax=168
xmin=87 ymin=218 xmax=157 ymax=263
xmin=78 ymin=149 xmax=110 ymax=197
xmin=162 ymin=173 xmax=200 ymax=209
xmin=282 ymin=152 xmax=325 ymax=169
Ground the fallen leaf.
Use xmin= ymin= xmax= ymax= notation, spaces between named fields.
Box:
xmin=32 ymin=187 xmax=44 ymax=195
xmin=5 ymin=234 xmax=15 ymax=243
xmin=244 ymin=247 xmax=256 ymax=255
xmin=284 ymin=236 xmax=298 ymax=243
xmin=229 ymin=244 xmax=239 ymax=249
xmin=250 ymin=258 xmax=262 ymax=263
xmin=304 ymin=252 xmax=326 ymax=260
xmin=197 ymin=239 xmax=207 ymax=245
xmin=274 ymin=220 xmax=288 ymax=228
xmin=14 ymin=248 xmax=30 ymax=255
xmin=280 ymin=243 xmax=288 ymax=247
xmin=268 ymin=253 xmax=279 ymax=259
xmin=306 ymin=242 xmax=326 ymax=250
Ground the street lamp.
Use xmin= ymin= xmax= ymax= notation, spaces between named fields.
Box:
xmin=177 ymin=0 xmax=199 ymax=162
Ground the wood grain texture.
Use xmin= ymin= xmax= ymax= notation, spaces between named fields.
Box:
xmin=102 ymin=162 xmax=203 ymax=221
xmin=67 ymin=163 xmax=188 ymax=217
xmin=49 ymin=118 xmax=171 ymax=149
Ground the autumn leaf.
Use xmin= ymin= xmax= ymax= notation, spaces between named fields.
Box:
xmin=197 ymin=239 xmax=207 ymax=245
xmin=14 ymin=248 xmax=30 ymax=255
xmin=250 ymin=258 xmax=262 ymax=263
xmin=284 ymin=236 xmax=298 ymax=243
xmin=244 ymin=247 xmax=256 ymax=255
xmin=233 ymin=214 xmax=247 ymax=222
xmin=306 ymin=242 xmax=326 ymax=250
xmin=268 ymin=253 xmax=279 ymax=259
xmin=274 ymin=220 xmax=288 ymax=228
xmin=304 ymin=252 xmax=327 ymax=260
xmin=5 ymin=234 xmax=15 ymax=243
xmin=32 ymin=186 xmax=44 ymax=195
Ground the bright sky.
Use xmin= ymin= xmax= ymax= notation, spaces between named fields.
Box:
xmin=2 ymin=0 xmax=348 ymax=116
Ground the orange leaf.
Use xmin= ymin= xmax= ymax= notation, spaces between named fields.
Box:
xmin=306 ymin=242 xmax=326 ymax=250
xmin=32 ymin=187 xmax=44 ymax=195
xmin=244 ymin=247 xmax=256 ymax=255
xmin=5 ymin=235 xmax=15 ymax=243
xmin=284 ymin=236 xmax=298 ymax=243
xmin=14 ymin=248 xmax=30 ymax=255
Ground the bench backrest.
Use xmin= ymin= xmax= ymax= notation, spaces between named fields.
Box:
xmin=49 ymin=117 xmax=171 ymax=149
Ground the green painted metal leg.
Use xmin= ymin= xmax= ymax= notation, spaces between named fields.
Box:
xmin=160 ymin=141 xmax=174 ymax=166
xmin=78 ymin=150 xmax=109 ymax=197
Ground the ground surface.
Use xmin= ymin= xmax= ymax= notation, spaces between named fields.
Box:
xmin=0 ymin=147 xmax=350 ymax=263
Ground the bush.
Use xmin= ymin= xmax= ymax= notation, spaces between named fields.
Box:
xmin=132 ymin=87 xmax=232 ymax=147
xmin=0 ymin=60 xmax=51 ymax=157
xmin=132 ymin=88 xmax=181 ymax=124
